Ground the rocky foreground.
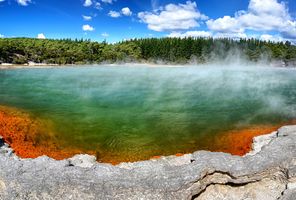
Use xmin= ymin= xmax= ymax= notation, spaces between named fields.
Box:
xmin=0 ymin=126 xmax=296 ymax=200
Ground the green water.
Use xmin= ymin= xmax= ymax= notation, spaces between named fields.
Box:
xmin=1 ymin=65 xmax=296 ymax=161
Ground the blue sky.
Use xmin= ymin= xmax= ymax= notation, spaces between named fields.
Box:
xmin=0 ymin=0 xmax=296 ymax=43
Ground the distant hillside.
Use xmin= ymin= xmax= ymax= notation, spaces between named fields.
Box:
xmin=0 ymin=37 xmax=295 ymax=66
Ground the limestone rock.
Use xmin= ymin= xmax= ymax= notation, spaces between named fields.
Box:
xmin=0 ymin=125 xmax=295 ymax=200
xmin=0 ymin=137 xmax=14 ymax=158
xmin=68 ymin=154 xmax=97 ymax=168
xmin=247 ymin=131 xmax=277 ymax=155
xmin=195 ymin=178 xmax=285 ymax=200
xmin=278 ymin=125 xmax=296 ymax=136
xmin=280 ymin=189 xmax=296 ymax=200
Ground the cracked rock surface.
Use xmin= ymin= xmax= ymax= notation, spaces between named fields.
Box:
xmin=0 ymin=126 xmax=296 ymax=200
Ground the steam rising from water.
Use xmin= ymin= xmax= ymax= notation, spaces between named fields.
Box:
xmin=0 ymin=65 xmax=296 ymax=161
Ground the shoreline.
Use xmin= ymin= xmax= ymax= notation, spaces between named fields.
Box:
xmin=0 ymin=104 xmax=293 ymax=164
xmin=0 ymin=105 xmax=96 ymax=161
xmin=0 ymin=124 xmax=295 ymax=199
xmin=0 ymin=123 xmax=292 ymax=163
xmin=1 ymin=62 xmax=295 ymax=70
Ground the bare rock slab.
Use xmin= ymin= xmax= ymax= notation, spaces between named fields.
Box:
xmin=0 ymin=125 xmax=296 ymax=200
xmin=68 ymin=154 xmax=97 ymax=168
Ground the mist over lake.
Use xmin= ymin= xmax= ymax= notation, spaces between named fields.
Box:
xmin=1 ymin=65 xmax=296 ymax=162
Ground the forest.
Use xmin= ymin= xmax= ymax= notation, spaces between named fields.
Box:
xmin=0 ymin=37 xmax=295 ymax=66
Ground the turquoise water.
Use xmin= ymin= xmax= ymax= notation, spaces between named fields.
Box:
xmin=0 ymin=65 xmax=296 ymax=161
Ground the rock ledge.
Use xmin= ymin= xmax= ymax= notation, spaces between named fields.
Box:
xmin=0 ymin=126 xmax=296 ymax=200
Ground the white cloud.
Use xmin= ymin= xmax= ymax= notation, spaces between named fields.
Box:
xmin=101 ymin=32 xmax=109 ymax=37
xmin=95 ymin=2 xmax=101 ymax=9
xmin=37 ymin=33 xmax=46 ymax=39
xmin=248 ymin=0 xmax=287 ymax=18
xmin=82 ymin=24 xmax=95 ymax=31
xmin=167 ymin=30 xmax=249 ymax=40
xmin=83 ymin=0 xmax=92 ymax=7
xmin=260 ymin=34 xmax=275 ymax=41
xmin=260 ymin=34 xmax=283 ymax=42
xmin=108 ymin=7 xmax=132 ymax=18
xmin=206 ymin=0 xmax=296 ymax=40
xmin=16 ymin=0 xmax=31 ymax=6
xmin=0 ymin=34 xmax=4 ymax=38
xmin=138 ymin=1 xmax=208 ymax=32
xmin=168 ymin=31 xmax=212 ymax=38
xmin=121 ymin=7 xmax=132 ymax=16
xmin=214 ymin=32 xmax=247 ymax=40
xmin=207 ymin=16 xmax=243 ymax=33
xmin=108 ymin=10 xmax=121 ymax=18
xmin=281 ymin=20 xmax=296 ymax=39
xmin=83 ymin=0 xmax=101 ymax=9
xmin=102 ymin=0 xmax=114 ymax=4
xmin=82 ymin=15 xmax=92 ymax=21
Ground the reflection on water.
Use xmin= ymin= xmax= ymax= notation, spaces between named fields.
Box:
xmin=0 ymin=65 xmax=296 ymax=163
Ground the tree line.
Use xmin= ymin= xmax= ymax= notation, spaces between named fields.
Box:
xmin=0 ymin=37 xmax=295 ymax=66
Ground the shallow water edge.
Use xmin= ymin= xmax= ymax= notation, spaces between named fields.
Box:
xmin=0 ymin=123 xmax=296 ymax=200
xmin=0 ymin=105 xmax=293 ymax=164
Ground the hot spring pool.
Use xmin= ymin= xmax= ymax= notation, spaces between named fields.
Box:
xmin=0 ymin=65 xmax=296 ymax=163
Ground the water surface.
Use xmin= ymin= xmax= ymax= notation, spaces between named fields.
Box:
xmin=0 ymin=65 xmax=296 ymax=162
